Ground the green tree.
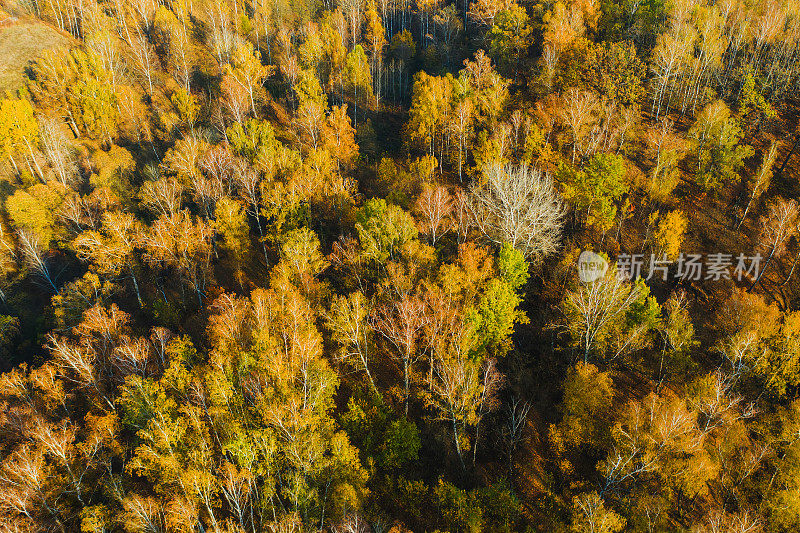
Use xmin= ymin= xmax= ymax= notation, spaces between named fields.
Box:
xmin=497 ymin=243 xmax=530 ymax=291
xmin=355 ymin=198 xmax=419 ymax=264
xmin=340 ymin=387 xmax=421 ymax=470
xmin=487 ymin=6 xmax=532 ymax=78
xmin=227 ymin=118 xmax=282 ymax=171
xmin=688 ymin=100 xmax=753 ymax=191
xmin=560 ymin=153 xmax=628 ymax=231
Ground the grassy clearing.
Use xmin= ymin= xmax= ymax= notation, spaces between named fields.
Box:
xmin=0 ymin=19 xmax=70 ymax=95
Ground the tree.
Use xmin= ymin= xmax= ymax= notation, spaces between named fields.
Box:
xmin=468 ymin=163 xmax=565 ymax=263
xmin=206 ymin=285 xmax=367 ymax=523
xmin=461 ymin=50 xmax=509 ymax=128
xmin=294 ymin=70 xmax=328 ymax=148
xmin=689 ymin=100 xmax=753 ymax=191
xmin=373 ymin=294 xmax=427 ymax=414
xmin=388 ymin=30 xmax=416 ymax=99
xmin=716 ymin=291 xmax=800 ymax=397
xmin=414 ymin=183 xmax=453 ymax=246
xmin=600 ymin=391 xmax=713 ymax=498
xmin=225 ymin=42 xmax=273 ymax=116
xmin=272 ymin=227 xmax=329 ymax=298
xmin=74 ymin=211 xmax=145 ymax=305
xmin=433 ymin=5 xmax=463 ymax=68
xmin=559 ymin=153 xmax=628 ymax=231
xmin=559 ymin=88 xmax=601 ymax=164
xmin=89 ymin=145 xmax=136 ymax=199
xmin=449 ymin=99 xmax=473 ymax=181
xmin=328 ymin=292 xmax=377 ymax=392
xmin=38 ymin=117 xmax=77 ymax=188
xmin=737 ymin=142 xmax=777 ymax=230
xmin=214 ymin=197 xmax=250 ymax=282
xmin=141 ymin=177 xmax=185 ymax=219
xmin=585 ymin=41 xmax=646 ymax=106
xmin=6 ymin=182 xmax=68 ymax=249
xmin=344 ymin=45 xmax=373 ymax=126
xmin=751 ymin=198 xmax=798 ymax=290
xmin=468 ymin=0 xmax=516 ymax=27
xmin=152 ymin=4 xmax=193 ymax=91
xmin=170 ymin=88 xmax=198 ymax=133
xmin=363 ymin=1 xmax=387 ymax=105
xmin=407 ymin=71 xmax=453 ymax=159
xmin=17 ymin=228 xmax=60 ymax=294
xmin=763 ymin=399 xmax=800 ymax=529
xmin=429 ymin=346 xmax=482 ymax=470
xmin=570 ymin=492 xmax=625 ymax=533
xmin=322 ymin=105 xmax=359 ymax=168
xmin=227 ymin=118 xmax=282 ymax=171
xmin=355 ymin=198 xmax=419 ymax=265
xmin=487 ymin=6 xmax=532 ymax=78
xmin=562 ymin=268 xmax=660 ymax=363
xmin=0 ymin=98 xmax=43 ymax=181
xmin=738 ymin=72 xmax=776 ymax=131
xmin=128 ymin=26 xmax=159 ymax=95
xmin=650 ymin=21 xmax=693 ymax=119
xmin=141 ymin=211 xmax=214 ymax=304
xmin=67 ymin=50 xmax=120 ymax=145
xmin=644 ymin=117 xmax=688 ymax=202
xmin=653 ymin=210 xmax=688 ymax=260
xmin=550 ymin=363 xmax=615 ymax=461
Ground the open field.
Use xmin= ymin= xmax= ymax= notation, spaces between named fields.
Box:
xmin=0 ymin=18 xmax=70 ymax=94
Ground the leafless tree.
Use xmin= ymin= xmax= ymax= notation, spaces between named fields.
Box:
xmin=129 ymin=26 xmax=159 ymax=95
xmin=560 ymin=88 xmax=600 ymax=163
xmin=372 ymin=295 xmax=427 ymax=414
xmin=468 ymin=163 xmax=565 ymax=264
xmin=38 ymin=117 xmax=78 ymax=188
xmin=17 ymin=229 xmax=58 ymax=294
xmin=141 ymin=177 xmax=185 ymax=219
xmin=750 ymin=197 xmax=798 ymax=290
xmin=701 ymin=510 xmax=762 ymax=533
xmin=414 ymin=184 xmax=453 ymax=246
xmin=738 ymin=142 xmax=777 ymax=231
xmin=504 ymin=395 xmax=530 ymax=475
xmin=333 ymin=513 xmax=371 ymax=533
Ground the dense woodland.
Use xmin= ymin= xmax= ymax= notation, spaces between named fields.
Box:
xmin=1 ymin=0 xmax=800 ymax=529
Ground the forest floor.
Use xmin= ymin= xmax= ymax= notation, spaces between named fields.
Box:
xmin=0 ymin=16 xmax=70 ymax=94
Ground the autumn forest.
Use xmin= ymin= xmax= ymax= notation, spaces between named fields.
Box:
xmin=0 ymin=0 xmax=799 ymax=530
